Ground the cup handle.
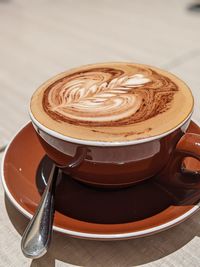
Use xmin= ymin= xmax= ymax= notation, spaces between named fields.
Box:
xmin=158 ymin=133 xmax=200 ymax=190
xmin=176 ymin=133 xmax=200 ymax=161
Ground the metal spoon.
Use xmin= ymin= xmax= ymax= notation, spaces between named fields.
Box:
xmin=21 ymin=147 xmax=87 ymax=259
xmin=21 ymin=163 xmax=59 ymax=259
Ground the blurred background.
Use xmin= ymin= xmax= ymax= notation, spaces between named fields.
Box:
xmin=0 ymin=0 xmax=200 ymax=143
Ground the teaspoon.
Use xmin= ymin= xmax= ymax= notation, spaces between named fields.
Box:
xmin=21 ymin=147 xmax=87 ymax=259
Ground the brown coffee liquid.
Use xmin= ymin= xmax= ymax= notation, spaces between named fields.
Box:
xmin=30 ymin=62 xmax=194 ymax=142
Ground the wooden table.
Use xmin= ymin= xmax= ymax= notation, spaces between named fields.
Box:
xmin=0 ymin=0 xmax=200 ymax=266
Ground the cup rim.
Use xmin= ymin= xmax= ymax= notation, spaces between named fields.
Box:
xmin=29 ymin=107 xmax=193 ymax=147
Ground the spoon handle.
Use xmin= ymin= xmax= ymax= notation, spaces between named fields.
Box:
xmin=21 ymin=146 xmax=87 ymax=259
xmin=21 ymin=164 xmax=58 ymax=259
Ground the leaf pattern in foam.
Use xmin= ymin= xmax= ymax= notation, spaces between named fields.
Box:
xmin=57 ymin=73 xmax=150 ymax=108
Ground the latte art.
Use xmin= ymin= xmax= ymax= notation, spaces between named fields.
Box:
xmin=43 ymin=67 xmax=178 ymax=126
xmin=30 ymin=62 xmax=193 ymax=142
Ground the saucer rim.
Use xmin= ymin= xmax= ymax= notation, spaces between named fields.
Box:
xmin=1 ymin=119 xmax=200 ymax=240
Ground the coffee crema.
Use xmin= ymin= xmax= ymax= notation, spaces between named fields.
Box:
xmin=30 ymin=62 xmax=194 ymax=142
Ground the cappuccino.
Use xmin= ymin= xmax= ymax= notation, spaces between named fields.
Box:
xmin=30 ymin=62 xmax=194 ymax=142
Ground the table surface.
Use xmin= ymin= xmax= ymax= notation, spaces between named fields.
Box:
xmin=0 ymin=0 xmax=200 ymax=266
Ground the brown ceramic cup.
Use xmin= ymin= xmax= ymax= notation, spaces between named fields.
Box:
xmin=29 ymin=105 xmax=200 ymax=188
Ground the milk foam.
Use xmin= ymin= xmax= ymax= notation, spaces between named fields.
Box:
xmin=30 ymin=62 xmax=194 ymax=142
xmin=46 ymin=73 xmax=150 ymax=123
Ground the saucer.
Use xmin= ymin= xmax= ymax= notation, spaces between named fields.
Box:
xmin=1 ymin=121 xmax=200 ymax=240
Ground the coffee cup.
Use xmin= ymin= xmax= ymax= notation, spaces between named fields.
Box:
xmin=29 ymin=62 xmax=200 ymax=188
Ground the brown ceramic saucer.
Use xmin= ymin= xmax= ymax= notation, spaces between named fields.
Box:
xmin=1 ymin=121 xmax=200 ymax=240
